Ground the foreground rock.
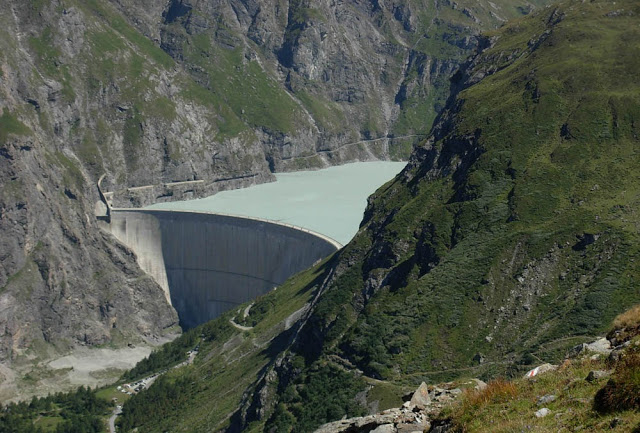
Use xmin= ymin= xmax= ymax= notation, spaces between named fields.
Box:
xmin=569 ymin=338 xmax=612 ymax=357
xmin=524 ymin=363 xmax=558 ymax=379
xmin=314 ymin=381 xmax=479 ymax=433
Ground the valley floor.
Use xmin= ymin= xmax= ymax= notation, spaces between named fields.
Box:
xmin=0 ymin=340 xmax=176 ymax=403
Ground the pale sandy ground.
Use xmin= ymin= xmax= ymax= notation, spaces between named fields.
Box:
xmin=0 ymin=346 xmax=153 ymax=403
xmin=48 ymin=346 xmax=153 ymax=384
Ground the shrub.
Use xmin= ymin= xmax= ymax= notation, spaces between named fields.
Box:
xmin=607 ymin=304 xmax=640 ymax=347
xmin=594 ymin=350 xmax=640 ymax=413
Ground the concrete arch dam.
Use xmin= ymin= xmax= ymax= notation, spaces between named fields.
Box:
xmin=106 ymin=209 xmax=341 ymax=329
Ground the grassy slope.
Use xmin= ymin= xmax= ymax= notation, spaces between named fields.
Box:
xmin=0 ymin=259 xmax=335 ymax=432
xmin=117 ymin=1 xmax=640 ymax=431
xmin=440 ymin=354 xmax=640 ymax=432
xmin=264 ymin=0 xmax=640 ymax=427
xmin=318 ymin=0 xmax=640 ymax=380
xmin=116 ymin=257 xmax=337 ymax=432
xmin=177 ymin=29 xmax=309 ymax=136
xmin=439 ymin=307 xmax=640 ymax=432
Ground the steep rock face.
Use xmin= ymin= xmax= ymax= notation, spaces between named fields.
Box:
xmin=0 ymin=0 xmax=266 ymax=397
xmin=110 ymin=0 xmax=546 ymax=171
xmin=0 ymin=2 xmax=183 ymax=389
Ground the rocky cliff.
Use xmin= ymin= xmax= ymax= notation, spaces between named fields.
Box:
xmin=111 ymin=1 xmax=640 ymax=431
xmin=109 ymin=0 xmax=549 ymax=176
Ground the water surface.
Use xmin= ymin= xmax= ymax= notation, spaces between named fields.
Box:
xmin=147 ymin=161 xmax=406 ymax=245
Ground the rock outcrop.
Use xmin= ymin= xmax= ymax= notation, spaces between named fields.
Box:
xmin=315 ymin=380 xmax=481 ymax=433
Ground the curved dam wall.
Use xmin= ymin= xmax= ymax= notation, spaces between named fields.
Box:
xmin=107 ymin=209 xmax=341 ymax=329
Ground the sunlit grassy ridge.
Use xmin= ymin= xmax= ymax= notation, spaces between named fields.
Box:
xmin=440 ymin=306 xmax=640 ymax=432
xmin=443 ymin=355 xmax=640 ymax=432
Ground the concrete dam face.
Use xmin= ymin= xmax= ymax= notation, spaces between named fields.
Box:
xmin=107 ymin=210 xmax=340 ymax=329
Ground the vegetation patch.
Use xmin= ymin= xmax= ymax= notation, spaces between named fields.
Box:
xmin=28 ymin=27 xmax=61 ymax=77
xmin=365 ymin=380 xmax=407 ymax=412
xmin=80 ymin=0 xmax=174 ymax=68
xmin=0 ymin=110 xmax=31 ymax=146
xmin=122 ymin=331 xmax=199 ymax=382
xmin=182 ymin=33 xmax=307 ymax=134
xmin=116 ymin=258 xmax=335 ymax=432
xmin=610 ymin=304 xmax=640 ymax=336
xmin=0 ymin=387 xmax=112 ymax=433
xmin=457 ymin=379 xmax=519 ymax=415
xmin=265 ymin=363 xmax=367 ymax=433
xmin=594 ymin=348 xmax=640 ymax=413
xmin=296 ymin=90 xmax=347 ymax=133
xmin=442 ymin=357 xmax=640 ymax=432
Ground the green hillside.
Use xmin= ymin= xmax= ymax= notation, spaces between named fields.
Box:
xmin=333 ymin=0 xmax=640 ymax=379
xmin=436 ymin=306 xmax=640 ymax=432
xmin=115 ymin=0 xmax=640 ymax=431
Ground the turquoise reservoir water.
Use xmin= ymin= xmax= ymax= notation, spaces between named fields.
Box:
xmin=147 ymin=161 xmax=406 ymax=245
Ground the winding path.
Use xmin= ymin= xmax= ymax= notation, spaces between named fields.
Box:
xmin=108 ymin=406 xmax=122 ymax=433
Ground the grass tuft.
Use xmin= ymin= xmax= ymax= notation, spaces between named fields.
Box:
xmin=461 ymin=379 xmax=519 ymax=410
xmin=607 ymin=304 xmax=640 ymax=347
xmin=0 ymin=110 xmax=31 ymax=146
xmin=611 ymin=305 xmax=640 ymax=332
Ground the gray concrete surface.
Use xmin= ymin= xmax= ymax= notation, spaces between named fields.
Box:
xmin=108 ymin=209 xmax=340 ymax=329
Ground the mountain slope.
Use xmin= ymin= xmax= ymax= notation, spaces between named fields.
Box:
xmin=326 ymin=0 xmax=640 ymax=379
xmin=112 ymin=0 xmax=552 ymax=171
xmin=116 ymin=1 xmax=640 ymax=431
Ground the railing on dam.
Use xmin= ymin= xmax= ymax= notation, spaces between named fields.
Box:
xmin=104 ymin=208 xmax=341 ymax=329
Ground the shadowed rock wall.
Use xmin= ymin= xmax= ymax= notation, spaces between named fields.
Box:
xmin=108 ymin=210 xmax=340 ymax=328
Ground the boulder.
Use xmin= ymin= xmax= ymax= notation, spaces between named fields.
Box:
xmin=524 ymin=363 xmax=557 ymax=379
xmin=409 ymin=382 xmax=431 ymax=409
xmin=570 ymin=338 xmax=612 ymax=358
xmin=354 ymin=414 xmax=396 ymax=428
xmin=397 ymin=423 xmax=430 ymax=433
xmin=371 ymin=425 xmax=396 ymax=433
xmin=586 ymin=338 xmax=612 ymax=354
xmin=470 ymin=379 xmax=487 ymax=390
xmin=535 ymin=408 xmax=551 ymax=418
xmin=537 ymin=394 xmax=556 ymax=405
xmin=585 ymin=370 xmax=612 ymax=383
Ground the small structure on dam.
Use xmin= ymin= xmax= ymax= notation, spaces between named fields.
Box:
xmin=102 ymin=209 xmax=341 ymax=329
